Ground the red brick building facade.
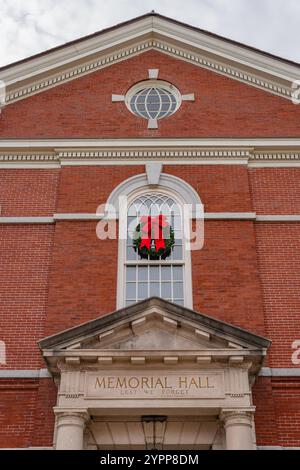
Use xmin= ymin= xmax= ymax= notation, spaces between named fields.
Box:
xmin=0 ymin=13 xmax=299 ymax=450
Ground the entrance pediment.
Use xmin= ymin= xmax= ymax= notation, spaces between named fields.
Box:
xmin=39 ymin=298 xmax=270 ymax=450
xmin=39 ymin=297 xmax=270 ymax=376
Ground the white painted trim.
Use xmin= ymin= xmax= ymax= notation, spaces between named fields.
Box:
xmin=1 ymin=213 xmax=299 ymax=224
xmin=4 ymin=158 xmax=300 ymax=167
xmin=205 ymin=212 xmax=256 ymax=220
xmin=0 ymin=163 xmax=61 ymax=169
xmin=249 ymin=161 xmax=300 ymax=168
xmin=107 ymin=172 xmax=203 ymax=219
xmin=0 ymin=15 xmax=299 ymax=104
xmin=0 ymin=217 xmax=54 ymax=224
xmin=124 ymin=79 xmax=182 ymax=121
xmin=60 ymin=159 xmax=249 ymax=166
xmin=58 ymin=148 xmax=251 ymax=159
xmin=53 ymin=213 xmax=104 ymax=221
xmin=116 ymin=186 xmax=194 ymax=311
xmin=256 ymin=215 xmax=300 ymax=222
xmin=259 ymin=367 xmax=300 ymax=377
xmin=0 ymin=139 xmax=300 ymax=166
xmin=0 ymin=369 xmax=51 ymax=378
xmin=111 ymin=94 xmax=125 ymax=102
xmin=1 ymin=137 xmax=300 ymax=148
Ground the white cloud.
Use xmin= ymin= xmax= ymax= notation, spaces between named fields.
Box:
xmin=0 ymin=0 xmax=299 ymax=67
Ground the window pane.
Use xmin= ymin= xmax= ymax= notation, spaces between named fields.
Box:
xmin=174 ymin=299 xmax=184 ymax=306
xmin=126 ymin=283 xmax=136 ymax=299
xmin=138 ymin=283 xmax=148 ymax=299
xmin=150 ymin=266 xmax=159 ymax=281
xmin=127 ymin=246 xmax=137 ymax=261
xmin=150 ymin=282 xmax=160 ymax=296
xmin=126 ymin=194 xmax=185 ymax=307
xmin=161 ymin=283 xmax=172 ymax=298
xmin=173 ymin=266 xmax=183 ymax=281
xmin=138 ymin=266 xmax=148 ymax=281
xmin=127 ymin=217 xmax=137 ymax=233
xmin=126 ymin=267 xmax=136 ymax=282
xmin=173 ymin=282 xmax=184 ymax=298
xmin=174 ymin=234 xmax=182 ymax=243
xmin=173 ymin=215 xmax=181 ymax=231
xmin=161 ymin=266 xmax=171 ymax=281
xmin=173 ymin=245 xmax=183 ymax=260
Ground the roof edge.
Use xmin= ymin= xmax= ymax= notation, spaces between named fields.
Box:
xmin=38 ymin=297 xmax=271 ymax=351
xmin=0 ymin=12 xmax=299 ymax=74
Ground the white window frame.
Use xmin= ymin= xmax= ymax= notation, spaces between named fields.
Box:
xmin=117 ymin=186 xmax=193 ymax=310
xmin=124 ymin=79 xmax=182 ymax=119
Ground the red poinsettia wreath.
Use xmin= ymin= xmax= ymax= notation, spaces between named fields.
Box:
xmin=133 ymin=214 xmax=175 ymax=260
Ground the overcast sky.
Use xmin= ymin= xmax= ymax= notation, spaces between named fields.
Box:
xmin=0 ymin=0 xmax=299 ymax=68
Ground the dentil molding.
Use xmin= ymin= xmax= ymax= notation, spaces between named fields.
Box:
xmin=1 ymin=38 xmax=296 ymax=106
xmin=1 ymin=148 xmax=300 ymax=165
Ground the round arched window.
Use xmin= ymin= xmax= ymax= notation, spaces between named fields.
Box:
xmin=125 ymin=193 xmax=185 ymax=307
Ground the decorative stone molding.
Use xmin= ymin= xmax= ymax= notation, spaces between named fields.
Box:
xmin=146 ymin=162 xmax=163 ymax=185
xmin=2 ymin=37 xmax=295 ymax=106
xmin=106 ymin=172 xmax=203 ymax=218
xmin=2 ymin=367 xmax=299 ymax=379
xmin=220 ymin=409 xmax=255 ymax=424
xmin=152 ymin=40 xmax=293 ymax=99
xmin=251 ymin=152 xmax=300 ymax=161
xmin=5 ymin=41 xmax=153 ymax=105
xmin=58 ymin=149 xmax=251 ymax=160
xmin=2 ymin=148 xmax=300 ymax=165
xmin=0 ymin=153 xmax=58 ymax=162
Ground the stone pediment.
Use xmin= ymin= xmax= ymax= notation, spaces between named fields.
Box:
xmin=39 ymin=297 xmax=270 ymax=375
xmin=1 ymin=13 xmax=298 ymax=106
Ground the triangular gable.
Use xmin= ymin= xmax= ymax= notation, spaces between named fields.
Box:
xmin=39 ymin=297 xmax=270 ymax=375
xmin=1 ymin=13 xmax=299 ymax=105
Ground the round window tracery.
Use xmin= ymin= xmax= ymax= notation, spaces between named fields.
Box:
xmin=125 ymin=80 xmax=181 ymax=128
xmin=129 ymin=87 xmax=178 ymax=120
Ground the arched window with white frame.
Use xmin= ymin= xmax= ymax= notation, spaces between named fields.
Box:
xmin=125 ymin=192 xmax=187 ymax=307
xmin=108 ymin=171 xmax=202 ymax=310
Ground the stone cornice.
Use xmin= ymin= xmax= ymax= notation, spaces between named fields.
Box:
xmin=1 ymin=367 xmax=299 ymax=378
xmin=2 ymin=39 xmax=295 ymax=104
xmin=1 ymin=14 xmax=299 ymax=105
xmin=1 ymin=146 xmax=300 ymax=165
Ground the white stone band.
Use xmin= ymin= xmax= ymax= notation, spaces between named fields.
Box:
xmin=0 ymin=369 xmax=51 ymax=378
xmin=0 ymin=213 xmax=300 ymax=224
xmin=1 ymin=368 xmax=299 ymax=378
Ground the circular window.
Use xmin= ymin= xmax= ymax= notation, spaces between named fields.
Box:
xmin=125 ymin=80 xmax=181 ymax=123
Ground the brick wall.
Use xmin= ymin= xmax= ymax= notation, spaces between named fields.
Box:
xmin=0 ymin=224 xmax=54 ymax=369
xmin=255 ymin=223 xmax=300 ymax=367
xmin=249 ymin=168 xmax=300 ymax=215
xmin=56 ymin=166 xmax=143 ymax=213
xmin=1 ymin=50 xmax=300 ymax=139
xmin=0 ymin=169 xmax=60 ymax=217
xmin=0 ymin=50 xmax=300 ymax=448
xmin=45 ymin=220 xmax=118 ymax=336
xmin=0 ymin=379 xmax=56 ymax=448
